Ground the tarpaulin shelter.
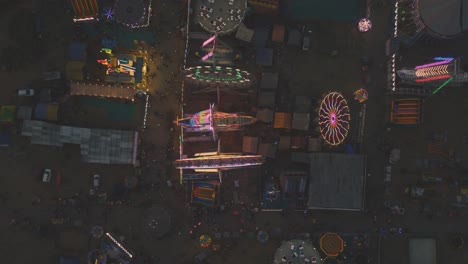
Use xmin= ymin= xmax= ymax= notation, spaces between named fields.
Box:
xmin=243 ymin=136 xmax=259 ymax=154
xmin=258 ymin=92 xmax=276 ymax=107
xmin=253 ymin=26 xmax=270 ymax=47
xmin=65 ymin=61 xmax=86 ymax=81
xmin=16 ymin=106 xmax=32 ymax=120
xmin=287 ymin=28 xmax=301 ymax=47
xmin=279 ymin=136 xmax=291 ymax=151
xmin=272 ymin=24 xmax=285 ymax=43
xmin=256 ymin=108 xmax=274 ymax=123
xmin=34 ymin=103 xmax=59 ymax=121
xmin=320 ymin=233 xmax=344 ymax=257
xmin=274 ymin=112 xmax=291 ymax=129
xmin=260 ymin=72 xmax=279 ymax=90
xmin=292 ymin=113 xmax=310 ymax=131
xmin=0 ymin=106 xmax=16 ymax=123
xmin=258 ymin=142 xmax=277 ymax=158
xmin=307 ymin=137 xmax=322 ymax=152
xmin=0 ymin=132 xmax=11 ymax=147
xmin=294 ymin=95 xmax=312 ymax=112
xmin=67 ymin=42 xmax=87 ymax=61
xmin=256 ymin=48 xmax=274 ymax=66
xmin=235 ymin=24 xmax=254 ymax=42
xmin=291 ymin=136 xmax=307 ymax=150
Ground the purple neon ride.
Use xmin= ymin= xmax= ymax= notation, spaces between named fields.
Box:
xmin=318 ymin=92 xmax=351 ymax=146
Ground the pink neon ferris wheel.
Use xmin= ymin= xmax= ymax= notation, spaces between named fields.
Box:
xmin=318 ymin=92 xmax=351 ymax=146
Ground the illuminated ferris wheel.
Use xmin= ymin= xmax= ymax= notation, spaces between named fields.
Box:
xmin=318 ymin=92 xmax=351 ymax=146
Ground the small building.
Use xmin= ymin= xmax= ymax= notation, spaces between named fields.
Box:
xmin=272 ymin=24 xmax=285 ymax=43
xmin=280 ymin=171 xmax=308 ymax=205
xmin=260 ymin=72 xmax=279 ymax=90
xmin=0 ymin=131 xmax=11 ymax=147
xmin=274 ymin=112 xmax=291 ymax=129
xmin=292 ymin=152 xmax=366 ymax=211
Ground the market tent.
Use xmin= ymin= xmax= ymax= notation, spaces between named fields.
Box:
xmin=67 ymin=42 xmax=87 ymax=61
xmin=260 ymin=72 xmax=279 ymax=90
xmin=279 ymin=136 xmax=291 ymax=151
xmin=320 ymin=233 xmax=344 ymax=257
xmin=256 ymin=48 xmax=274 ymax=66
xmin=256 ymin=108 xmax=274 ymax=123
xmin=287 ymin=28 xmax=301 ymax=47
xmin=16 ymin=106 xmax=32 ymax=120
xmin=291 ymin=136 xmax=307 ymax=150
xmin=272 ymin=24 xmax=285 ymax=43
xmin=292 ymin=113 xmax=310 ymax=131
xmin=258 ymin=92 xmax=276 ymax=107
xmin=253 ymin=26 xmax=270 ymax=47
xmin=257 ymin=142 xmax=277 ymax=158
xmin=0 ymin=106 xmax=16 ymax=122
xmin=65 ymin=61 xmax=86 ymax=81
xmin=274 ymin=112 xmax=291 ymax=129
xmin=294 ymin=95 xmax=312 ymax=112
xmin=307 ymin=137 xmax=322 ymax=152
xmin=243 ymin=136 xmax=259 ymax=154
xmin=235 ymin=23 xmax=254 ymax=42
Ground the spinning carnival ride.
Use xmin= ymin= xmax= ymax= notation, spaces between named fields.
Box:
xmin=175 ymin=103 xmax=256 ymax=135
xmin=318 ymin=92 xmax=351 ymax=146
xmin=174 ymin=153 xmax=265 ymax=169
xmin=70 ymin=0 xmax=99 ymax=22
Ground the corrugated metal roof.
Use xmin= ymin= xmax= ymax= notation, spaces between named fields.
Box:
xmin=22 ymin=120 xmax=137 ymax=164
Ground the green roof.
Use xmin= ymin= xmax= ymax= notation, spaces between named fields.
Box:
xmin=286 ymin=0 xmax=361 ymax=21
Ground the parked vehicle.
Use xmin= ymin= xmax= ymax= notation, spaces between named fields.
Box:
xmin=93 ymin=174 xmax=101 ymax=189
xmin=17 ymin=89 xmax=35 ymax=96
xmin=302 ymin=36 xmax=310 ymax=51
xmin=42 ymin=71 xmax=61 ymax=81
xmin=42 ymin=169 xmax=52 ymax=183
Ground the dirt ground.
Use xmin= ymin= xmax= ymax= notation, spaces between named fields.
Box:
xmin=1 ymin=0 xmax=468 ymax=264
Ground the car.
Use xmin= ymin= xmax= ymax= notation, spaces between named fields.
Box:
xmin=17 ymin=89 xmax=35 ymax=96
xmin=302 ymin=36 xmax=310 ymax=50
xmin=42 ymin=169 xmax=52 ymax=183
xmin=93 ymin=174 xmax=101 ymax=189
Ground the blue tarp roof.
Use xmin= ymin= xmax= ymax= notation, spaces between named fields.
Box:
xmin=0 ymin=132 xmax=11 ymax=146
xmin=68 ymin=42 xmax=87 ymax=61
xmin=285 ymin=0 xmax=361 ymax=21
xmin=34 ymin=102 xmax=47 ymax=120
